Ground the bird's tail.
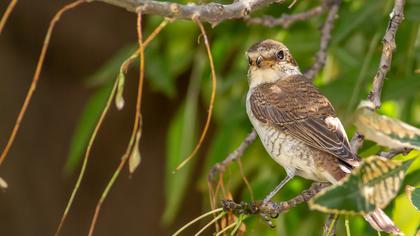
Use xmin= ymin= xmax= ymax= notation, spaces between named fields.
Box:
xmin=364 ymin=208 xmax=403 ymax=235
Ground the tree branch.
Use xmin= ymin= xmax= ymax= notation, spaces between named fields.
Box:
xmin=368 ymin=0 xmax=405 ymax=109
xmin=304 ymin=0 xmax=341 ymax=80
xmin=247 ymin=5 xmax=324 ymax=28
xmin=350 ymin=0 xmax=405 ymax=150
xmin=222 ymin=182 xmax=330 ymax=217
xmin=96 ymin=0 xmax=284 ymax=25
xmin=208 ymin=130 xmax=257 ymax=182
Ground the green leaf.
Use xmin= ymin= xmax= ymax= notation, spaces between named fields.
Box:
xmin=309 ymin=156 xmax=415 ymax=215
xmin=354 ymin=100 xmax=420 ymax=149
xmin=65 ymin=81 xmax=114 ymax=173
xmin=163 ymin=52 xmax=204 ymax=225
xmin=406 ymin=185 xmax=420 ymax=211
xmin=392 ymin=187 xmax=420 ymax=236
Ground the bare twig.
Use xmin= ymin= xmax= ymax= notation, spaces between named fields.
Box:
xmin=247 ymin=5 xmax=324 ymax=28
xmin=349 ymin=133 xmax=364 ymax=154
xmin=304 ymin=0 xmax=340 ymax=80
xmin=378 ymin=147 xmax=412 ymax=159
xmin=350 ymin=0 xmax=406 ymax=150
xmin=0 ymin=0 xmax=88 ymax=166
xmin=222 ymin=182 xmax=329 ymax=217
xmin=208 ymin=130 xmax=257 ymax=182
xmin=175 ymin=17 xmax=217 ymax=171
xmin=0 ymin=0 xmax=18 ymax=35
xmin=96 ymin=0 xmax=284 ymax=26
xmin=368 ymin=0 xmax=405 ymax=109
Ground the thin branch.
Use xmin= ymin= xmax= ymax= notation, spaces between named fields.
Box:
xmin=208 ymin=130 xmax=257 ymax=182
xmin=96 ymin=0 xmax=283 ymax=26
xmin=175 ymin=16 xmax=217 ymax=171
xmin=88 ymin=8 xmax=146 ymax=236
xmin=368 ymin=0 xmax=405 ymax=109
xmin=378 ymin=147 xmax=412 ymax=159
xmin=222 ymin=182 xmax=330 ymax=217
xmin=350 ymin=0 xmax=405 ymax=149
xmin=0 ymin=0 xmax=88 ymax=166
xmin=304 ymin=0 xmax=340 ymax=80
xmin=0 ymin=0 xmax=18 ymax=35
xmin=247 ymin=5 xmax=324 ymax=28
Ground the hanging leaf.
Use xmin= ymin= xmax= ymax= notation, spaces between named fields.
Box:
xmin=406 ymin=185 xmax=420 ymax=211
xmin=0 ymin=177 xmax=8 ymax=190
xmin=65 ymin=81 xmax=114 ymax=173
xmin=309 ymin=155 xmax=415 ymax=215
xmin=354 ymin=100 xmax=420 ymax=149
xmin=128 ymin=129 xmax=142 ymax=174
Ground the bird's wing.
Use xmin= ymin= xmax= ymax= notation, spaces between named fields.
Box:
xmin=249 ymin=74 xmax=359 ymax=167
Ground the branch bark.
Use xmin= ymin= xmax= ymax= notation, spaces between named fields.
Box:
xmin=304 ymin=0 xmax=341 ymax=80
xmin=96 ymin=0 xmax=283 ymax=25
xmin=208 ymin=130 xmax=257 ymax=182
xmin=247 ymin=5 xmax=324 ymax=28
xmin=350 ymin=0 xmax=405 ymax=150
xmin=368 ymin=0 xmax=405 ymax=109
xmin=222 ymin=182 xmax=330 ymax=217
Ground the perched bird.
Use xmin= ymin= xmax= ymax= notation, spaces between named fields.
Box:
xmin=245 ymin=39 xmax=400 ymax=234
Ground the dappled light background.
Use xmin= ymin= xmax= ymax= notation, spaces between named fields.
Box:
xmin=0 ymin=0 xmax=419 ymax=236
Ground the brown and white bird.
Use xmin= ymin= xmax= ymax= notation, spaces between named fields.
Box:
xmin=245 ymin=39 xmax=400 ymax=234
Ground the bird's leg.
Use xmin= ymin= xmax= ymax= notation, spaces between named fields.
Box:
xmin=263 ymin=174 xmax=293 ymax=204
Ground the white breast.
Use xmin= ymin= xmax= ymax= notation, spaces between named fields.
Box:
xmin=246 ymin=90 xmax=322 ymax=181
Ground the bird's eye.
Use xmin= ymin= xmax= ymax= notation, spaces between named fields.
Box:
xmin=256 ymin=56 xmax=263 ymax=66
xmin=276 ymin=50 xmax=284 ymax=60
xmin=248 ymin=56 xmax=252 ymax=65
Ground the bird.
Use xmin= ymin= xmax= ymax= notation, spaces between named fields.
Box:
xmin=245 ymin=39 xmax=400 ymax=234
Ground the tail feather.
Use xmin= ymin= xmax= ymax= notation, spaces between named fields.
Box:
xmin=364 ymin=208 xmax=403 ymax=235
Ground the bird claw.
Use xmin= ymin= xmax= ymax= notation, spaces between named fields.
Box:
xmin=260 ymin=212 xmax=276 ymax=228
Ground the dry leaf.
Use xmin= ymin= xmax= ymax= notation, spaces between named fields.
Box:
xmin=129 ymin=130 xmax=141 ymax=174
xmin=354 ymin=100 xmax=420 ymax=149
xmin=0 ymin=177 xmax=8 ymax=190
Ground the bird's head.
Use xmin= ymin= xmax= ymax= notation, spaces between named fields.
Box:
xmin=246 ymin=39 xmax=300 ymax=87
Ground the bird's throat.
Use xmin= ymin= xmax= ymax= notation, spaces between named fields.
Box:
xmin=248 ymin=66 xmax=301 ymax=89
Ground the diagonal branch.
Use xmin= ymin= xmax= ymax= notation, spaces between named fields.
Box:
xmin=247 ymin=5 xmax=324 ymax=28
xmin=304 ymin=0 xmax=341 ymax=80
xmin=222 ymin=182 xmax=330 ymax=216
xmin=350 ymin=0 xmax=405 ymax=151
xmin=96 ymin=0 xmax=284 ymax=26
xmin=368 ymin=0 xmax=405 ymax=109
xmin=208 ymin=130 xmax=257 ymax=182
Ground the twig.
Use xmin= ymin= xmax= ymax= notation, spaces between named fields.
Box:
xmin=304 ymin=0 xmax=340 ymax=80
xmin=175 ymin=16 xmax=217 ymax=171
xmin=96 ymin=0 xmax=283 ymax=26
xmin=378 ymin=147 xmax=412 ymax=159
xmin=172 ymin=208 xmax=224 ymax=236
xmin=247 ymin=5 xmax=324 ymax=28
xmin=54 ymin=65 xmax=119 ymax=236
xmin=222 ymin=182 xmax=329 ymax=217
xmin=87 ymin=8 xmax=145 ymax=236
xmin=0 ymin=0 xmax=18 ymax=35
xmin=349 ymin=133 xmax=364 ymax=154
xmin=368 ymin=0 xmax=405 ymax=109
xmin=208 ymin=130 xmax=257 ymax=182
xmin=0 ymin=0 xmax=88 ymax=166
xmin=350 ymin=0 xmax=406 ymax=149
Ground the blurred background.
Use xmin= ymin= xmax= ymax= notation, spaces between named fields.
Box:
xmin=0 ymin=0 xmax=419 ymax=235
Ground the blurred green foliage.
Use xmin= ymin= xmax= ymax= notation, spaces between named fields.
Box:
xmin=68 ymin=0 xmax=420 ymax=235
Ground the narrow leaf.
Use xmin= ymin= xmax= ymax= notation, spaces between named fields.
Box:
xmin=309 ymin=155 xmax=415 ymax=215
xmin=65 ymin=81 xmax=113 ymax=173
xmin=406 ymin=185 xmax=420 ymax=211
xmin=354 ymin=100 xmax=420 ymax=149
